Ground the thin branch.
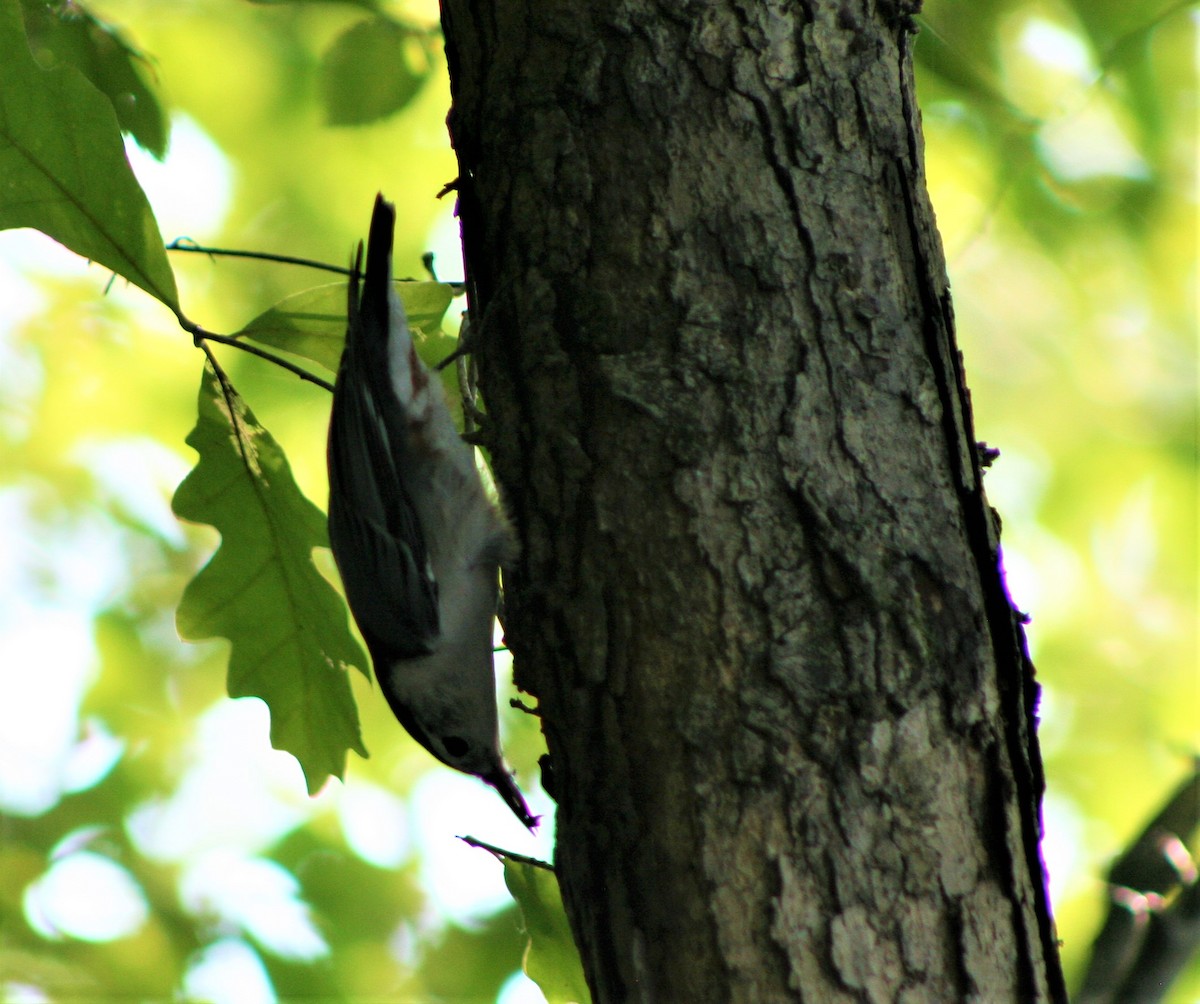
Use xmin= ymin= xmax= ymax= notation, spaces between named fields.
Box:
xmin=97 ymin=263 xmax=334 ymax=389
xmin=167 ymin=238 xmax=353 ymax=278
xmin=167 ymin=238 xmax=463 ymax=291
xmin=175 ymin=311 xmax=335 ymax=393
xmin=459 ymin=835 xmax=554 ymax=871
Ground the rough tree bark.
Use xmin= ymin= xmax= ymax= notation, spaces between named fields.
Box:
xmin=439 ymin=1 xmax=1069 ymax=1000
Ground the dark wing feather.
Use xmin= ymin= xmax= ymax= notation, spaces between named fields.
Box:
xmin=327 ymin=195 xmax=439 ymax=661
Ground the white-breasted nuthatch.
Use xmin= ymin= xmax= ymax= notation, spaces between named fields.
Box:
xmin=327 ymin=194 xmax=536 ymax=829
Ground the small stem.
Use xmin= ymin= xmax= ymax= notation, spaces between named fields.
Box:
xmin=167 ymin=238 xmax=464 ymax=290
xmin=176 ymin=310 xmax=335 ymax=392
xmin=167 ymin=238 xmax=353 ymax=278
xmin=459 ymin=835 xmax=554 ymax=871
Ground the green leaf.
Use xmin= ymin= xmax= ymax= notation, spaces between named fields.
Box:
xmin=320 ymin=17 xmax=428 ymax=126
xmin=172 ymin=363 xmax=369 ymax=793
xmin=398 ymin=281 xmax=458 ymax=338
xmin=502 ymin=859 xmax=591 ymax=1004
xmin=0 ymin=0 xmax=177 ymax=309
xmin=19 ymin=0 xmax=169 ymax=158
xmin=238 ymin=282 xmax=348 ymax=373
xmin=239 ymin=279 xmax=456 ymax=373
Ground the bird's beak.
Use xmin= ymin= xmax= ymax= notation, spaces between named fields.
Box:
xmin=486 ymin=769 xmax=540 ymax=831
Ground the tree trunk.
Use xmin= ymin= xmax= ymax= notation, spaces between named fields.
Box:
xmin=439 ymin=1 xmax=1068 ymax=1000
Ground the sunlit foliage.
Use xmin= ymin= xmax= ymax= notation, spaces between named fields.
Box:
xmin=916 ymin=1 xmax=1197 ymax=994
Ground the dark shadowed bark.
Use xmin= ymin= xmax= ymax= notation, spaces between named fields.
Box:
xmin=439 ymin=1 xmax=1068 ymax=1000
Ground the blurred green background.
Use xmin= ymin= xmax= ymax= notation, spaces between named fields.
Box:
xmin=0 ymin=0 xmax=1194 ymax=1000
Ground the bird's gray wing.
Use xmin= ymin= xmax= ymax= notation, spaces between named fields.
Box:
xmin=327 ymin=198 xmax=439 ymax=660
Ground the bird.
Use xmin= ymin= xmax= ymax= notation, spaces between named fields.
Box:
xmin=326 ymin=193 xmax=536 ymax=829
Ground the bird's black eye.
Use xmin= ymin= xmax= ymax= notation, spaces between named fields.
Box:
xmin=443 ymin=736 xmax=469 ymax=757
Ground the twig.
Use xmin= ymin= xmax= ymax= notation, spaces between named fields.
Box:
xmin=167 ymin=238 xmax=353 ymax=278
xmin=175 ymin=312 xmax=335 ymax=393
xmin=459 ymin=835 xmax=554 ymax=871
